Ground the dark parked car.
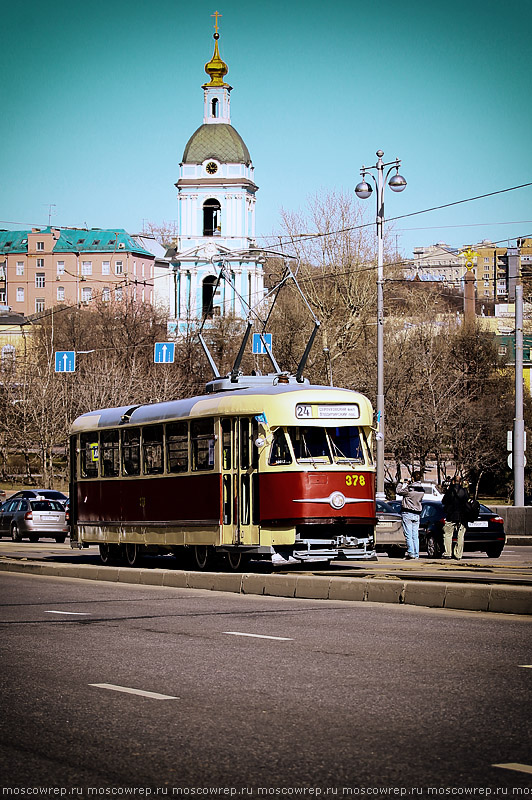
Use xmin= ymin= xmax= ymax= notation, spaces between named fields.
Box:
xmin=0 ymin=498 xmax=68 ymax=542
xmin=419 ymin=499 xmax=506 ymax=558
xmin=9 ymin=489 xmax=68 ymax=506
xmin=375 ymin=499 xmax=405 ymax=557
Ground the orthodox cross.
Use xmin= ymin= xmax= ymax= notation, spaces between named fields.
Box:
xmin=211 ymin=11 xmax=222 ymax=33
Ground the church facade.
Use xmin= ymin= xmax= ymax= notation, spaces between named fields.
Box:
xmin=163 ymin=22 xmax=264 ymax=335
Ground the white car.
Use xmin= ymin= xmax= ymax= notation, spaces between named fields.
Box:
xmin=395 ymin=482 xmax=443 ymax=501
xmin=419 ymin=483 xmax=443 ymax=500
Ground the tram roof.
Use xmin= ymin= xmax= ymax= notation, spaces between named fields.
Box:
xmin=70 ymin=383 xmax=374 ymax=433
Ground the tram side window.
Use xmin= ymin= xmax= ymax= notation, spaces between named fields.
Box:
xmin=221 ymin=418 xmax=232 ymax=470
xmin=191 ymin=418 xmax=215 ymax=471
xmin=80 ymin=433 xmax=99 ymax=478
xmin=268 ymin=429 xmax=292 ymax=466
xmin=288 ymin=427 xmax=331 ymax=463
xmin=328 ymin=426 xmax=364 ymax=463
xmin=143 ymin=425 xmax=164 ymax=475
xmin=122 ymin=427 xmax=140 ymax=476
xmin=240 ymin=418 xmax=250 ymax=470
xmin=101 ymin=430 xmax=120 ymax=477
xmin=167 ymin=421 xmax=188 ymax=473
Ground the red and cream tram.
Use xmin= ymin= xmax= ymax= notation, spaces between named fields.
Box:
xmin=69 ymin=374 xmax=377 ymax=568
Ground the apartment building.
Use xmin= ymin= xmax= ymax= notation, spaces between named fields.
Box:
xmin=408 ymin=238 xmax=532 ymax=301
xmin=0 ymin=227 xmax=156 ymax=317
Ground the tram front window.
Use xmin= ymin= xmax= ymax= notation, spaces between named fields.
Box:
xmin=288 ymin=427 xmax=331 ymax=463
xmin=284 ymin=426 xmax=365 ymax=465
xmin=328 ymin=426 xmax=364 ymax=463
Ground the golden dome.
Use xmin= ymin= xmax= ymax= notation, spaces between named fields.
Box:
xmin=203 ymin=33 xmax=231 ymax=88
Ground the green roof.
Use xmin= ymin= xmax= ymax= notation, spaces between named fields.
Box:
xmin=0 ymin=230 xmax=31 ymax=253
xmin=182 ymin=123 xmax=251 ymax=165
xmin=0 ymin=228 xmax=152 ymax=257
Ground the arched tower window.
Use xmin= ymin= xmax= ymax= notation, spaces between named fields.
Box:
xmin=211 ymin=98 xmax=219 ymax=118
xmin=203 ymin=199 xmax=221 ymax=237
xmin=202 ymin=276 xmax=217 ymax=318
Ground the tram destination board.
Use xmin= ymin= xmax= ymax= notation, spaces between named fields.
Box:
xmin=296 ymin=403 xmax=360 ymax=420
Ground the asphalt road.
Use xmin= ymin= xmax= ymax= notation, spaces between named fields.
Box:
xmin=1 ymin=572 xmax=531 ymax=796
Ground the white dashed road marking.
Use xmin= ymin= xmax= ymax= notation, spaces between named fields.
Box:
xmin=518 ymin=664 xmax=532 ymax=669
xmin=45 ymin=611 xmax=91 ymax=615
xmin=223 ymin=631 xmax=293 ymax=641
xmin=89 ymin=684 xmax=179 ymax=700
xmin=493 ymin=763 xmax=532 ymax=775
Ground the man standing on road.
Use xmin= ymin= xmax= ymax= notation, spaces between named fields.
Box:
xmin=441 ymin=475 xmax=469 ymax=560
xmin=396 ymin=471 xmax=425 ymax=560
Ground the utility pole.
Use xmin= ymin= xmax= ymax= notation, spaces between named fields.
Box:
xmin=514 ymin=277 xmax=525 ymax=506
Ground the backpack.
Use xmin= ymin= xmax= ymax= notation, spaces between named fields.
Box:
xmin=465 ymin=498 xmax=480 ymax=523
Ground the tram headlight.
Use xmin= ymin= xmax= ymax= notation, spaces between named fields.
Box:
xmin=330 ymin=492 xmax=346 ymax=510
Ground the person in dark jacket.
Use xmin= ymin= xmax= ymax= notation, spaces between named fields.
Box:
xmin=441 ymin=475 xmax=469 ymax=560
xmin=396 ymin=471 xmax=425 ymax=559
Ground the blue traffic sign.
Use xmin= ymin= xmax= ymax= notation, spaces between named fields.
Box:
xmin=154 ymin=342 xmax=175 ymax=363
xmin=252 ymin=333 xmax=272 ymax=355
xmin=55 ymin=351 xmax=76 ymax=373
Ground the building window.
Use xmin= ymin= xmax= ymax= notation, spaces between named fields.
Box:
xmin=1 ymin=344 xmax=16 ymax=369
xmin=16 ymin=287 xmax=24 ymax=302
xmin=16 ymin=261 xmax=24 ymax=276
xmin=36 ymin=241 xmax=44 ymax=251
xmin=81 ymin=261 xmax=92 ymax=276
xmin=203 ymin=199 xmax=221 ymax=236
xmin=102 ymin=287 xmax=110 ymax=302
xmin=81 ymin=287 xmax=92 ymax=303
xmin=57 ymin=286 xmax=65 ymax=302
xmin=35 ymin=273 xmax=45 ymax=288
xmin=0 ymin=289 xmax=5 ymax=304
xmin=202 ymin=276 xmax=217 ymax=318
xmin=36 ymin=258 xmax=44 ymax=269
xmin=35 ymin=298 xmax=45 ymax=312
xmin=56 ymin=261 xmax=65 ymax=275
xmin=115 ymin=261 xmax=123 ymax=275
xmin=114 ymin=286 xmax=123 ymax=301
xmin=102 ymin=261 xmax=110 ymax=275
xmin=211 ymin=98 xmax=219 ymax=118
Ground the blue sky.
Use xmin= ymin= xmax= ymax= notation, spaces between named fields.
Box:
xmin=1 ymin=0 xmax=531 ymax=256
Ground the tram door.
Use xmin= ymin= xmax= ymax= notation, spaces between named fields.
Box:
xmin=221 ymin=417 xmax=260 ymax=546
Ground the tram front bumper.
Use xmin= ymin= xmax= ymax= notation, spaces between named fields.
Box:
xmin=293 ymin=537 xmax=376 ymax=562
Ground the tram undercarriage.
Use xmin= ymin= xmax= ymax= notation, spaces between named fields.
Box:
xmin=72 ymin=520 xmax=376 ymax=568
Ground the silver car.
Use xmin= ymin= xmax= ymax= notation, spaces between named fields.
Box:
xmin=0 ymin=498 xmax=68 ymax=543
xmin=375 ymin=499 xmax=405 ymax=558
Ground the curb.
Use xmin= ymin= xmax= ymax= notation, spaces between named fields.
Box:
xmin=507 ymin=536 xmax=532 ymax=545
xmin=1 ymin=559 xmax=531 ymax=615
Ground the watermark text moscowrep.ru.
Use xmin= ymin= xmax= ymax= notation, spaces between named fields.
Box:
xmin=2 ymin=787 xmax=532 ymax=797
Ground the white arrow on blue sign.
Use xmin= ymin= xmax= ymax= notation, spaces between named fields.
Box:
xmin=252 ymin=333 xmax=272 ymax=355
xmin=55 ymin=351 xmax=76 ymax=373
xmin=154 ymin=342 xmax=175 ymax=363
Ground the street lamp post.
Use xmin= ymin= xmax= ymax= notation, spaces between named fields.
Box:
xmin=355 ymin=150 xmax=407 ymax=500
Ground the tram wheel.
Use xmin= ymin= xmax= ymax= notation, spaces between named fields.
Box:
xmin=225 ymin=550 xmax=250 ymax=572
xmin=99 ymin=543 xmax=123 ymax=565
xmin=125 ymin=543 xmax=144 ymax=567
xmin=193 ymin=545 xmax=213 ymax=571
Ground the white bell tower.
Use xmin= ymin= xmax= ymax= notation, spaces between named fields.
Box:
xmin=168 ymin=15 xmax=263 ymax=336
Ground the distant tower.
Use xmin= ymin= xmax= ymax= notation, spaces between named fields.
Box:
xmin=168 ymin=14 xmax=263 ymax=334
